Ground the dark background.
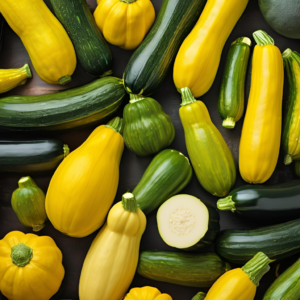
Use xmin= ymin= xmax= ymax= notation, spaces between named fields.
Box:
xmin=0 ymin=0 xmax=298 ymax=299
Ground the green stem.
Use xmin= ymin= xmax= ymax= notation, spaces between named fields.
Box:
xmin=222 ymin=117 xmax=236 ymax=129
xmin=282 ymin=48 xmax=292 ymax=60
xmin=242 ymin=252 xmax=271 ymax=286
xmin=120 ymin=0 xmax=136 ymax=3
xmin=11 ymin=243 xmax=33 ymax=267
xmin=100 ymin=70 xmax=113 ymax=78
xmin=129 ymin=94 xmax=145 ymax=103
xmin=22 ymin=64 xmax=32 ymax=78
xmin=59 ymin=75 xmax=72 ymax=85
xmin=217 ymin=196 xmax=236 ymax=212
xmin=106 ymin=117 xmax=124 ymax=135
xmin=63 ymin=144 xmax=70 ymax=158
xmin=284 ymin=154 xmax=293 ymax=165
xmin=122 ymin=192 xmax=138 ymax=213
xmin=18 ymin=176 xmax=38 ymax=189
xmin=231 ymin=37 xmax=252 ymax=47
xmin=180 ymin=87 xmax=196 ymax=106
xmin=192 ymin=292 xmax=206 ymax=300
xmin=33 ymin=223 xmax=45 ymax=232
xmin=253 ymin=30 xmax=275 ymax=46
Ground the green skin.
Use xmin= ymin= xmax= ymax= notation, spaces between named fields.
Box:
xmin=215 ymin=218 xmax=300 ymax=265
xmin=192 ymin=292 xmax=206 ymax=300
xmin=295 ymin=161 xmax=300 ymax=177
xmin=0 ymin=139 xmax=69 ymax=173
xmin=138 ymin=251 xmax=231 ymax=288
xmin=133 ymin=149 xmax=193 ymax=214
xmin=218 ymin=37 xmax=251 ymax=128
xmin=123 ymin=0 xmax=207 ymax=96
xmin=0 ymin=77 xmax=126 ymax=131
xmin=50 ymin=0 xmax=113 ymax=77
xmin=123 ymin=95 xmax=175 ymax=156
xmin=263 ymin=257 xmax=300 ymax=300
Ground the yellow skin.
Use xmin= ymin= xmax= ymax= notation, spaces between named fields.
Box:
xmin=173 ymin=0 xmax=249 ymax=97
xmin=0 ymin=231 xmax=65 ymax=300
xmin=239 ymin=44 xmax=284 ymax=184
xmin=124 ymin=287 xmax=173 ymax=300
xmin=45 ymin=124 xmax=124 ymax=237
xmin=79 ymin=199 xmax=147 ymax=300
xmin=0 ymin=0 xmax=76 ymax=85
xmin=94 ymin=0 xmax=155 ymax=50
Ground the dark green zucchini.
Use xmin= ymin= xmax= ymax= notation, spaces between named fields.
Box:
xmin=215 ymin=218 xmax=300 ymax=265
xmin=123 ymin=0 xmax=207 ymax=96
xmin=133 ymin=149 xmax=193 ymax=214
xmin=295 ymin=161 xmax=300 ymax=177
xmin=0 ymin=139 xmax=69 ymax=173
xmin=217 ymin=181 xmax=300 ymax=223
xmin=137 ymin=251 xmax=231 ymax=288
xmin=50 ymin=0 xmax=113 ymax=77
xmin=0 ymin=77 xmax=126 ymax=131
xmin=218 ymin=37 xmax=251 ymax=129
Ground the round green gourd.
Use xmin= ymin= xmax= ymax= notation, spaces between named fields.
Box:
xmin=11 ymin=176 xmax=47 ymax=231
xmin=123 ymin=95 xmax=175 ymax=156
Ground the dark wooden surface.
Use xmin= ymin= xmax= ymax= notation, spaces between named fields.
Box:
xmin=0 ymin=0 xmax=299 ymax=299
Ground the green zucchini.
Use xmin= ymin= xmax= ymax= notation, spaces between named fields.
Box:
xmin=123 ymin=0 xmax=207 ymax=96
xmin=192 ymin=293 xmax=206 ymax=300
xmin=282 ymin=49 xmax=300 ymax=165
xmin=295 ymin=161 xmax=300 ymax=177
xmin=215 ymin=218 xmax=300 ymax=265
xmin=50 ymin=0 xmax=113 ymax=77
xmin=123 ymin=94 xmax=175 ymax=156
xmin=137 ymin=251 xmax=231 ymax=288
xmin=0 ymin=77 xmax=126 ymax=131
xmin=217 ymin=181 xmax=300 ymax=223
xmin=133 ymin=149 xmax=193 ymax=214
xmin=263 ymin=258 xmax=300 ymax=300
xmin=218 ymin=37 xmax=251 ymax=128
xmin=0 ymin=139 xmax=69 ymax=173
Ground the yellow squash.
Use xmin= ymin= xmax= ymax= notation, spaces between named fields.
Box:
xmin=79 ymin=192 xmax=146 ymax=300
xmin=94 ymin=0 xmax=155 ymax=50
xmin=173 ymin=0 xmax=249 ymax=98
xmin=0 ymin=64 xmax=32 ymax=93
xmin=46 ymin=117 xmax=124 ymax=237
xmin=0 ymin=0 xmax=76 ymax=85
xmin=0 ymin=231 xmax=64 ymax=300
xmin=124 ymin=287 xmax=173 ymax=300
xmin=239 ymin=31 xmax=284 ymax=184
xmin=203 ymin=252 xmax=271 ymax=300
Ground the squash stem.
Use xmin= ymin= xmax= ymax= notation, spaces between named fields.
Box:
xmin=282 ymin=48 xmax=292 ymax=60
xmin=222 ymin=117 xmax=236 ymax=129
xmin=59 ymin=75 xmax=72 ymax=85
xmin=217 ymin=196 xmax=236 ymax=212
xmin=180 ymin=87 xmax=196 ymax=106
xmin=11 ymin=243 xmax=33 ymax=267
xmin=106 ymin=117 xmax=124 ymax=135
xmin=242 ymin=252 xmax=271 ymax=287
xmin=120 ymin=0 xmax=136 ymax=3
xmin=192 ymin=292 xmax=206 ymax=300
xmin=284 ymin=154 xmax=293 ymax=165
xmin=33 ymin=223 xmax=45 ymax=232
xmin=130 ymin=94 xmax=145 ymax=103
xmin=253 ymin=30 xmax=274 ymax=46
xmin=122 ymin=192 xmax=138 ymax=212
xmin=22 ymin=64 xmax=32 ymax=78
xmin=63 ymin=144 xmax=70 ymax=158
xmin=18 ymin=176 xmax=38 ymax=189
xmin=231 ymin=37 xmax=252 ymax=47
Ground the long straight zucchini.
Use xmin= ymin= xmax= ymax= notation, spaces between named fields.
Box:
xmin=217 ymin=181 xmax=300 ymax=223
xmin=138 ymin=251 xmax=230 ymax=287
xmin=0 ymin=140 xmax=69 ymax=173
xmin=123 ymin=0 xmax=207 ymax=96
xmin=0 ymin=77 xmax=126 ymax=131
xmin=216 ymin=218 xmax=300 ymax=264
xmin=50 ymin=0 xmax=113 ymax=77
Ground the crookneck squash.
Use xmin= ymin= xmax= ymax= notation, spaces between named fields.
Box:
xmin=0 ymin=0 xmax=76 ymax=85
xmin=239 ymin=30 xmax=284 ymax=184
xmin=123 ymin=94 xmax=175 ymax=156
xmin=124 ymin=286 xmax=172 ymax=300
xmin=174 ymin=0 xmax=249 ymax=98
xmin=94 ymin=0 xmax=155 ymax=50
xmin=46 ymin=117 xmax=124 ymax=237
xmin=79 ymin=193 xmax=146 ymax=300
xmin=0 ymin=231 xmax=64 ymax=300
xmin=179 ymin=88 xmax=236 ymax=197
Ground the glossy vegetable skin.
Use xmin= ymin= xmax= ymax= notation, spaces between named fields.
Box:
xmin=124 ymin=286 xmax=172 ymax=300
xmin=138 ymin=251 xmax=231 ymax=287
xmin=239 ymin=30 xmax=284 ymax=184
xmin=0 ymin=77 xmax=126 ymax=132
xmin=0 ymin=139 xmax=69 ymax=173
xmin=123 ymin=0 xmax=206 ymax=96
xmin=217 ymin=181 xmax=300 ymax=223
xmin=50 ymin=0 xmax=113 ymax=77
xmin=179 ymin=88 xmax=236 ymax=197
xmin=0 ymin=231 xmax=64 ymax=300
xmin=218 ymin=37 xmax=251 ymax=128
xmin=216 ymin=218 xmax=300 ymax=264
xmin=94 ymin=0 xmax=155 ymax=50
xmin=0 ymin=0 xmax=76 ymax=85
xmin=133 ymin=149 xmax=193 ymax=214
xmin=174 ymin=0 xmax=249 ymax=98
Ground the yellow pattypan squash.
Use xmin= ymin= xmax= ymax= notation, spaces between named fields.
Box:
xmin=124 ymin=286 xmax=173 ymax=300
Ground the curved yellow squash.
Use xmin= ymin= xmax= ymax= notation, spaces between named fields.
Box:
xmin=124 ymin=287 xmax=173 ymax=300
xmin=46 ymin=117 xmax=124 ymax=237
xmin=0 ymin=231 xmax=64 ymax=300
xmin=0 ymin=0 xmax=76 ymax=85
xmin=239 ymin=31 xmax=284 ymax=184
xmin=173 ymin=0 xmax=249 ymax=97
xmin=94 ymin=0 xmax=155 ymax=50
xmin=79 ymin=192 xmax=146 ymax=300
